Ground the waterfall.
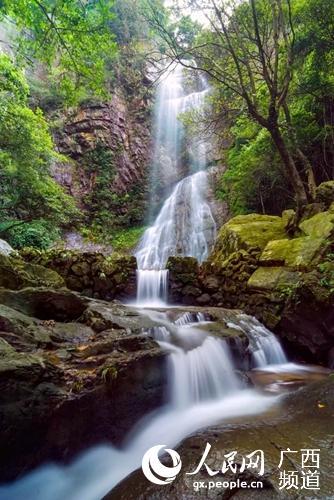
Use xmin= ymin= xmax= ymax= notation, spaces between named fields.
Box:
xmin=1 ymin=312 xmax=281 ymax=500
xmin=0 ymin=67 xmax=297 ymax=500
xmin=135 ymin=64 xmax=216 ymax=305
xmin=227 ymin=315 xmax=288 ymax=367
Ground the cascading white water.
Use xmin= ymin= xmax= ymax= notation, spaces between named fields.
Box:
xmin=228 ymin=315 xmax=288 ymax=367
xmin=135 ymin=269 xmax=168 ymax=307
xmin=1 ymin=312 xmax=282 ymax=500
xmin=168 ymin=338 xmax=240 ymax=408
xmin=136 ymin=171 xmax=216 ymax=270
xmin=135 ymin=64 xmax=216 ymax=305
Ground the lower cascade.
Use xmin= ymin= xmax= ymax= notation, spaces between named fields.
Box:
xmin=1 ymin=309 xmax=296 ymax=500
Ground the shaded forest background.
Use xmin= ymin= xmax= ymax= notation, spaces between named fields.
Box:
xmin=0 ymin=0 xmax=333 ymax=250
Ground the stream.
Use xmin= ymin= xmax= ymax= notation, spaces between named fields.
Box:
xmin=0 ymin=64 xmax=330 ymax=499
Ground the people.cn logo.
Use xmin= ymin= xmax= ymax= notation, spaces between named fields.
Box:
xmin=141 ymin=445 xmax=182 ymax=485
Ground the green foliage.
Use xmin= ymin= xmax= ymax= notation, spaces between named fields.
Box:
xmin=81 ymin=142 xmax=147 ymax=234
xmin=101 ymin=365 xmax=118 ymax=384
xmin=317 ymin=252 xmax=334 ymax=292
xmin=0 ymin=54 xmax=28 ymax=101
xmin=0 ymin=54 xmax=80 ymax=245
xmin=110 ymin=226 xmax=147 ymax=251
xmin=217 ymin=117 xmax=293 ymax=215
xmin=82 ymin=143 xmax=117 ymax=226
xmin=0 ymin=0 xmax=118 ymax=104
xmin=4 ymin=220 xmax=59 ymax=250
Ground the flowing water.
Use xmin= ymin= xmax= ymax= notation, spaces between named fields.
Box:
xmin=1 ymin=311 xmax=284 ymax=500
xmin=135 ymin=64 xmax=216 ymax=305
xmin=0 ymin=65 xmax=307 ymax=499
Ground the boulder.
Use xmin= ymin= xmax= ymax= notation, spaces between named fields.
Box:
xmin=299 ymin=211 xmax=334 ymax=239
xmin=0 ymin=303 xmax=52 ymax=346
xmin=259 ymin=236 xmax=325 ymax=270
xmin=247 ymin=266 xmax=301 ymax=291
xmin=210 ymin=214 xmax=286 ymax=266
xmin=0 ymin=288 xmax=88 ymax=321
xmin=315 ymin=180 xmax=334 ymax=208
xmin=0 ymin=254 xmax=64 ymax=290
xmin=274 ymin=269 xmax=334 ymax=363
xmin=0 ymin=297 xmax=167 ymax=481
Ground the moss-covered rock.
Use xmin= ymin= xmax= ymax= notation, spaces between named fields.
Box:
xmin=299 ymin=211 xmax=334 ymax=239
xmin=20 ymin=249 xmax=137 ymax=300
xmin=210 ymin=214 xmax=286 ymax=266
xmin=247 ymin=266 xmax=302 ymax=291
xmin=259 ymin=237 xmax=325 ymax=269
xmin=0 ymin=254 xmax=64 ymax=290
xmin=315 ymin=180 xmax=334 ymax=208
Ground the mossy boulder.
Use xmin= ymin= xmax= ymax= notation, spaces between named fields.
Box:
xmin=299 ymin=211 xmax=334 ymax=239
xmin=260 ymin=236 xmax=326 ymax=270
xmin=247 ymin=266 xmax=302 ymax=292
xmin=210 ymin=214 xmax=286 ymax=266
xmin=315 ymin=180 xmax=334 ymax=208
xmin=0 ymin=254 xmax=64 ymax=290
xmin=166 ymin=256 xmax=199 ymax=276
xmin=20 ymin=249 xmax=137 ymax=300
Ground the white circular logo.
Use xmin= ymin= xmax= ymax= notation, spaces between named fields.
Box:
xmin=141 ymin=445 xmax=182 ymax=485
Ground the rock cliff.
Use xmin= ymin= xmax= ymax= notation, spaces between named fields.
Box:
xmin=50 ymin=90 xmax=152 ymax=229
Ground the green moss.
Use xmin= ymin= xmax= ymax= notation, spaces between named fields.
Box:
xmin=260 ymin=237 xmax=325 ymax=269
xmin=247 ymin=266 xmax=301 ymax=292
xmin=299 ymin=211 xmax=334 ymax=239
xmin=110 ymin=226 xmax=146 ymax=252
xmin=210 ymin=214 xmax=286 ymax=265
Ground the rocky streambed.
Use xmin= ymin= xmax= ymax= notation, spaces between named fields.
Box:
xmin=108 ymin=378 xmax=334 ymax=499
xmin=0 ymin=278 xmax=258 ymax=483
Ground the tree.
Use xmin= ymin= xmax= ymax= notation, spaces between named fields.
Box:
xmin=0 ymin=54 xmax=78 ymax=245
xmin=0 ymin=0 xmax=118 ymax=103
xmin=147 ymin=0 xmax=317 ymax=211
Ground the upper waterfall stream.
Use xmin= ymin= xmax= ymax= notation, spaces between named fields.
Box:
xmin=135 ymin=65 xmax=216 ymax=306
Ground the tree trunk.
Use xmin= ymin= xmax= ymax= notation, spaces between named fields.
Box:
xmin=295 ymin=147 xmax=317 ymax=201
xmin=269 ymin=126 xmax=308 ymax=212
xmin=283 ymin=103 xmax=316 ymax=201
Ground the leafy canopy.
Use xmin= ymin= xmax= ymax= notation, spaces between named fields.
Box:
xmin=0 ymin=54 xmax=78 ymax=247
xmin=0 ymin=0 xmax=118 ymax=103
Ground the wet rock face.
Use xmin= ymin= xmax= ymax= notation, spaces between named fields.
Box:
xmin=275 ymin=270 xmax=334 ymax=364
xmin=20 ymin=249 xmax=137 ymax=301
xmin=0 ymin=292 xmax=167 ymax=481
xmin=51 ymin=94 xmax=151 ymax=209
